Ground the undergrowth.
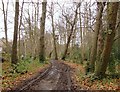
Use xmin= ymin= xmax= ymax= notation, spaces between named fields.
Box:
xmin=2 ymin=58 xmax=48 ymax=89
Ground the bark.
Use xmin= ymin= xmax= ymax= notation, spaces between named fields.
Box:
xmin=72 ymin=25 xmax=76 ymax=47
xmin=79 ymin=7 xmax=84 ymax=63
xmin=82 ymin=2 xmax=88 ymax=61
xmin=89 ymin=2 xmax=105 ymax=73
xmin=95 ymin=2 xmax=119 ymax=77
xmin=39 ymin=0 xmax=47 ymax=63
xmin=11 ymin=0 xmax=19 ymax=64
xmin=61 ymin=3 xmax=81 ymax=60
xmin=2 ymin=0 xmax=9 ymax=53
xmin=96 ymin=25 xmax=104 ymax=64
xmin=28 ymin=10 xmax=33 ymax=57
xmin=18 ymin=0 xmax=24 ymax=59
xmin=115 ymin=3 xmax=120 ymax=69
xmin=117 ymin=3 xmax=120 ymax=60
xmin=50 ymin=3 xmax=58 ymax=60
xmin=33 ymin=5 xmax=37 ymax=58
xmin=52 ymin=24 xmax=58 ymax=60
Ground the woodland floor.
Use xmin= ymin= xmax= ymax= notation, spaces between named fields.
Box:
xmin=65 ymin=61 xmax=120 ymax=91
xmin=1 ymin=60 xmax=120 ymax=91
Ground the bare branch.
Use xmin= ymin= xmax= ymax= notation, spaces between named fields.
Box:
xmin=114 ymin=34 xmax=120 ymax=42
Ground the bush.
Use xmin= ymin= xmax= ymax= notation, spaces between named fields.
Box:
xmin=11 ymin=60 xmax=30 ymax=74
xmin=67 ymin=45 xmax=81 ymax=63
xmin=16 ymin=62 xmax=28 ymax=74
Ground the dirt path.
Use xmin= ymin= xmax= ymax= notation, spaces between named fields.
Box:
xmin=15 ymin=60 xmax=77 ymax=91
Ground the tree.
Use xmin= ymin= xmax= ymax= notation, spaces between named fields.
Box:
xmin=61 ymin=3 xmax=81 ymax=60
xmin=89 ymin=2 xmax=105 ymax=73
xmin=18 ymin=0 xmax=24 ymax=59
xmin=116 ymin=2 xmax=120 ymax=59
xmin=95 ymin=2 xmax=119 ymax=77
xmin=11 ymin=0 xmax=19 ymax=64
xmin=79 ymin=6 xmax=84 ymax=63
xmin=2 ymin=0 xmax=9 ymax=53
xmin=49 ymin=2 xmax=58 ymax=60
xmin=28 ymin=8 xmax=33 ymax=57
xmin=39 ymin=0 xmax=47 ymax=63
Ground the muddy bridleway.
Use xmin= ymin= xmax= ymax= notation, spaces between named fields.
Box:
xmin=19 ymin=60 xmax=72 ymax=91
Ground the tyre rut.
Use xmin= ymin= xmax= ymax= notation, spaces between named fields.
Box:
xmin=17 ymin=60 xmax=73 ymax=91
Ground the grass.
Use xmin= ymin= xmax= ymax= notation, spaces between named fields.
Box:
xmin=2 ymin=59 xmax=48 ymax=90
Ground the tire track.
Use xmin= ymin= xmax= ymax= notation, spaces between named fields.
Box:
xmin=16 ymin=60 xmax=73 ymax=91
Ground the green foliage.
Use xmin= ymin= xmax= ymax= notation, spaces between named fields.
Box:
xmin=11 ymin=60 xmax=29 ymax=74
xmin=16 ymin=62 xmax=28 ymax=73
xmin=10 ymin=58 xmax=44 ymax=74
xmin=2 ymin=53 xmax=11 ymax=62
xmin=39 ymin=55 xmax=45 ymax=63
xmin=67 ymin=44 xmax=82 ymax=63
xmin=3 ymin=58 xmax=45 ymax=77
xmin=107 ymin=41 xmax=120 ymax=74
xmin=112 ymin=42 xmax=120 ymax=60
xmin=115 ymin=59 xmax=120 ymax=73
xmin=108 ymin=53 xmax=116 ymax=74
xmin=2 ymin=58 xmax=47 ymax=89
xmin=84 ymin=61 xmax=90 ymax=75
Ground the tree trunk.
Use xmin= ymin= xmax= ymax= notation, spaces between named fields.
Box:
xmin=18 ymin=1 xmax=24 ymax=60
xmin=95 ymin=2 xmax=119 ymax=77
xmin=28 ymin=11 xmax=33 ymax=57
xmin=62 ymin=3 xmax=80 ymax=60
xmin=79 ymin=7 xmax=84 ymax=63
xmin=49 ymin=2 xmax=58 ymax=60
xmin=2 ymin=0 xmax=9 ymax=53
xmin=33 ymin=6 xmax=37 ymax=58
xmin=96 ymin=24 xmax=104 ymax=67
xmin=89 ymin=2 xmax=105 ymax=73
xmin=51 ymin=12 xmax=58 ymax=60
xmin=39 ymin=0 xmax=47 ymax=63
xmin=11 ymin=0 xmax=19 ymax=64
xmin=116 ymin=3 xmax=120 ymax=60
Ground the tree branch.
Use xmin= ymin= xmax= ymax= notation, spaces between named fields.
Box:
xmin=114 ymin=34 xmax=120 ymax=42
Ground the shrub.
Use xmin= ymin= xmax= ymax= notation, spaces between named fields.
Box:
xmin=11 ymin=60 xmax=30 ymax=74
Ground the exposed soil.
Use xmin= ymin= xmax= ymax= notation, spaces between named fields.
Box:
xmin=6 ymin=60 xmax=82 ymax=91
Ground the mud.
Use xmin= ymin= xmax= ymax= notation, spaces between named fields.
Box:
xmin=9 ymin=60 xmax=82 ymax=91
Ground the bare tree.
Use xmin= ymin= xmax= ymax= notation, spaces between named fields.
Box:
xmin=39 ymin=0 xmax=47 ymax=62
xmin=79 ymin=6 xmax=84 ymax=63
xmin=49 ymin=2 xmax=58 ymax=60
xmin=61 ymin=3 xmax=81 ymax=60
xmin=2 ymin=0 xmax=9 ymax=53
xmin=11 ymin=0 xmax=19 ymax=64
xmin=18 ymin=0 xmax=24 ymax=59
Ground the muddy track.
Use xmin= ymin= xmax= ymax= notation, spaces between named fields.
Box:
xmin=15 ymin=60 xmax=74 ymax=91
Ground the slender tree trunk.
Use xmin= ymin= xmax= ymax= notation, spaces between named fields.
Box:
xmin=33 ymin=6 xmax=37 ymax=58
xmin=28 ymin=10 xmax=33 ymax=57
xmin=82 ymin=3 xmax=87 ymax=61
xmin=49 ymin=2 xmax=58 ymax=60
xmin=2 ymin=0 xmax=9 ymax=53
xmin=51 ymin=15 xmax=58 ymax=60
xmin=96 ymin=26 xmax=104 ymax=64
xmin=62 ymin=3 xmax=80 ymax=60
xmin=18 ymin=1 xmax=24 ymax=60
xmin=11 ymin=0 xmax=19 ymax=64
xmin=79 ymin=7 xmax=83 ymax=63
xmin=95 ymin=2 xmax=119 ymax=77
xmin=89 ymin=2 xmax=105 ymax=73
xmin=39 ymin=0 xmax=47 ymax=63
xmin=116 ymin=3 xmax=120 ymax=60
